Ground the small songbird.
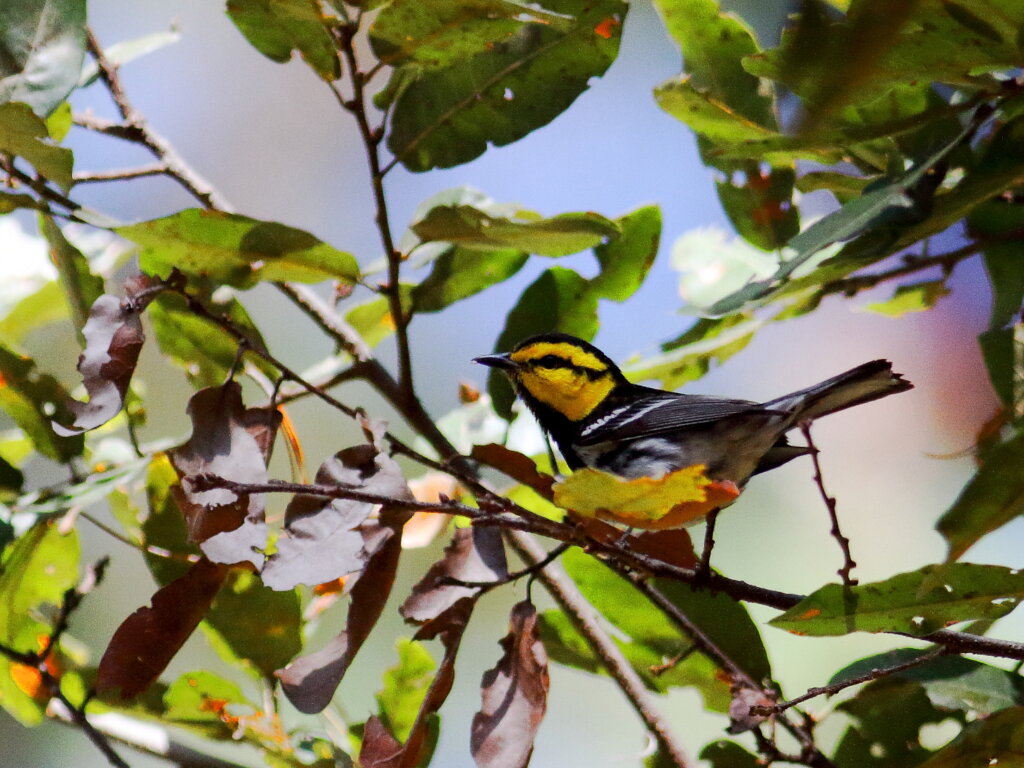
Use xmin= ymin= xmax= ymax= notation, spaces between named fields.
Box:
xmin=474 ymin=333 xmax=913 ymax=489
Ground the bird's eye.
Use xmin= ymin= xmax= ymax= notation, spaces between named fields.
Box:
xmin=534 ymin=354 xmax=565 ymax=368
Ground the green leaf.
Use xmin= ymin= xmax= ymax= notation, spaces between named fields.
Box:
xmin=14 ymin=458 xmax=149 ymax=519
xmin=977 ymin=325 xmax=1022 ymax=413
xmin=834 ymin=677 xmax=954 ymax=768
xmin=344 ymin=285 xmax=414 ymax=348
xmin=0 ymin=453 xmax=23 ymax=501
xmin=0 ymin=0 xmax=87 ymax=117
xmin=918 ymin=706 xmax=1024 ymax=767
xmin=0 ymin=345 xmax=83 ymax=462
xmin=143 ymin=454 xmax=198 ymax=587
xmin=830 ymin=649 xmax=1024 ymax=715
xmin=226 ymin=0 xmax=340 ymax=80
xmin=0 ymin=282 xmax=70 ymax=347
xmin=370 ymin=0 xmax=570 ymax=70
xmin=588 ymin=205 xmax=661 ymax=302
xmin=0 ymin=102 xmax=74 ymax=191
xmin=0 ymin=191 xmax=43 ymax=213
xmin=625 ymin=314 xmax=761 ymax=390
xmin=937 ymin=430 xmax=1024 ymax=562
xmin=0 ymin=522 xmax=79 ymax=724
xmin=488 ymin=267 xmax=598 ymax=418
xmin=770 ymin=563 xmax=1024 ymax=637
xmin=412 ymin=204 xmax=620 ymax=257
xmin=969 ymin=198 xmax=1024 ymax=330
xmin=862 ymin=279 xmax=950 ymax=318
xmin=653 ymin=77 xmax=778 ymax=145
xmin=118 ymin=209 xmax=360 ymax=289
xmin=202 ymin=569 xmax=303 ymax=680
xmin=164 ymin=669 xmax=253 ymax=736
xmin=149 ymin=291 xmax=274 ymax=388
xmin=536 ymin=610 xmax=603 ymax=675
xmin=376 ymin=638 xmax=435 ymax=743
xmin=78 ymin=28 xmax=181 ymax=88
xmin=383 ymin=0 xmax=626 ymax=171
xmin=410 ymin=247 xmax=527 ymax=313
xmin=699 ymin=741 xmax=760 ymax=768
xmin=39 ymin=215 xmax=105 ymax=339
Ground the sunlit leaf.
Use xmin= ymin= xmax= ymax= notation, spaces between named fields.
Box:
xmin=0 ymin=345 xmax=83 ymax=461
xmin=411 ymin=247 xmax=528 ymax=313
xmin=0 ymin=0 xmax=87 ymax=117
xmin=862 ymin=279 xmax=950 ymax=317
xmin=771 ymin=563 xmax=1024 ymax=637
xmin=119 ymin=209 xmax=360 ymax=289
xmin=0 ymin=102 xmax=74 ymax=191
xmin=377 ymin=638 xmax=435 ymax=743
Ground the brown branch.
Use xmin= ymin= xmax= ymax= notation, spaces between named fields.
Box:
xmin=85 ymin=29 xmax=232 ymax=211
xmin=74 ymin=163 xmax=168 ymax=183
xmin=332 ymin=22 xmax=415 ymax=400
xmin=800 ymin=422 xmax=857 ymax=586
xmin=751 ymin=647 xmax=948 ymax=717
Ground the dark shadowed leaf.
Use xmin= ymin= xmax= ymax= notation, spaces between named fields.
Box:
xmin=834 ymin=677 xmax=954 ymax=768
xmin=370 ymin=0 xmax=570 ymax=70
xmin=771 ymin=563 xmax=1024 ymax=637
xmin=262 ymin=424 xmax=410 ymax=590
xmin=0 ymin=345 xmax=83 ymax=461
xmin=977 ymin=325 xmax=1021 ymax=413
xmin=169 ymin=381 xmax=280 ymax=567
xmin=470 ymin=444 xmax=554 ymax=500
xmin=400 ymin=526 xmax=508 ymax=631
xmin=119 ymin=209 xmax=360 ymax=289
xmin=471 ymin=601 xmax=549 ymax=768
xmin=830 ymin=648 xmax=1024 ymax=715
xmin=96 ymin=558 xmax=228 ymax=699
xmin=412 ymin=205 xmax=619 ymax=256
xmin=699 ymin=740 xmax=760 ymax=768
xmin=383 ymin=0 xmax=626 ymax=172
xmin=226 ymin=0 xmax=340 ymax=80
xmin=53 ymin=279 xmax=159 ymax=436
xmin=0 ymin=522 xmax=79 ymax=725
xmin=918 ymin=706 xmax=1024 ymax=767
xmin=0 ymin=103 xmax=74 ymax=190
xmin=276 ymin=530 xmax=403 ymax=714
xmin=0 ymin=0 xmax=87 ymax=117
xmin=937 ymin=430 xmax=1024 ymax=562
xmin=411 ymin=247 xmax=528 ymax=313
xmin=0 ymin=454 xmax=23 ymax=501
xmin=39 ymin=214 xmax=105 ymax=340
xmin=969 ymin=198 xmax=1024 ymax=331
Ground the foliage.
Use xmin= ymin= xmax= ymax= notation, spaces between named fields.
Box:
xmin=0 ymin=1 xmax=1023 ymax=767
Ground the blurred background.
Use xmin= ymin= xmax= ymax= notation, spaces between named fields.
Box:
xmin=1 ymin=0 xmax=1015 ymax=765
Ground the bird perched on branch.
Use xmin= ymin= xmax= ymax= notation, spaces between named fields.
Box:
xmin=476 ymin=333 xmax=912 ymax=569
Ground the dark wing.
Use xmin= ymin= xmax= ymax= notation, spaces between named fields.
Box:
xmin=576 ymin=388 xmax=766 ymax=446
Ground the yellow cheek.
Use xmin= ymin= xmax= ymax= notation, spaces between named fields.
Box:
xmin=518 ymin=369 xmax=615 ymax=421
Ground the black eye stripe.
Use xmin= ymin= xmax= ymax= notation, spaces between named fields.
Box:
xmin=528 ymin=355 xmax=606 ymax=380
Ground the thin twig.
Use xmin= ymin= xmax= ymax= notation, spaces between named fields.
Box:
xmin=441 ymin=542 xmax=571 ymax=589
xmin=74 ymin=163 xmax=168 ymax=183
xmin=85 ymin=29 xmax=233 ymax=211
xmin=800 ymin=422 xmax=857 ymax=586
xmin=751 ymin=647 xmax=948 ymax=716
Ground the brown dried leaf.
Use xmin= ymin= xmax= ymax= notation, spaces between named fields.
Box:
xmin=52 ymin=280 xmax=158 ymax=436
xmin=360 ymin=715 xmax=404 ymax=768
xmin=575 ymin=520 xmax=698 ymax=569
xmin=96 ymin=558 xmax=228 ymax=699
xmin=169 ymin=381 xmax=280 ymax=568
xmin=276 ymin=529 xmax=402 ymax=713
xmin=261 ymin=428 xmax=410 ymax=590
xmin=400 ymin=526 xmax=507 ymax=634
xmin=471 ymin=601 xmax=549 ymax=768
xmin=471 ymin=443 xmax=554 ymax=500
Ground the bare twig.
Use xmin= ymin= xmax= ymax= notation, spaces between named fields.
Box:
xmin=85 ymin=29 xmax=232 ymax=211
xmin=74 ymin=163 xmax=168 ymax=183
xmin=751 ymin=647 xmax=948 ymax=716
xmin=800 ymin=422 xmax=857 ymax=586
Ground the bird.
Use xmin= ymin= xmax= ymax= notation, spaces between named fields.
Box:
xmin=475 ymin=332 xmax=912 ymax=567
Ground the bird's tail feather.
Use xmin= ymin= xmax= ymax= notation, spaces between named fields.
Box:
xmin=766 ymin=360 xmax=913 ymax=422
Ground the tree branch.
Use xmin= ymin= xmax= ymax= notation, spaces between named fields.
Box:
xmin=800 ymin=422 xmax=857 ymax=586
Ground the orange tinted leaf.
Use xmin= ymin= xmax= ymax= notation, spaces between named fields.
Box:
xmin=472 ymin=443 xmax=554 ymax=500
xmin=593 ymin=16 xmax=619 ymax=39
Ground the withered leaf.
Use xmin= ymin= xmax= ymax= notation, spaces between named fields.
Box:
xmin=471 ymin=601 xmax=549 ymax=768
xmin=261 ymin=425 xmax=410 ymax=590
xmin=400 ymin=526 xmax=508 ymax=634
xmin=96 ymin=558 xmax=228 ymax=699
xmin=53 ymin=279 xmax=159 ymax=436
xmin=360 ymin=715 xmax=404 ymax=768
xmin=471 ymin=443 xmax=554 ymax=500
xmin=169 ymin=381 xmax=280 ymax=568
xmin=276 ymin=528 xmax=403 ymax=714
xmin=579 ymin=519 xmax=698 ymax=569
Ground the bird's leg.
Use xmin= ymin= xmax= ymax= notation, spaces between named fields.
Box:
xmin=695 ymin=508 xmax=720 ymax=587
